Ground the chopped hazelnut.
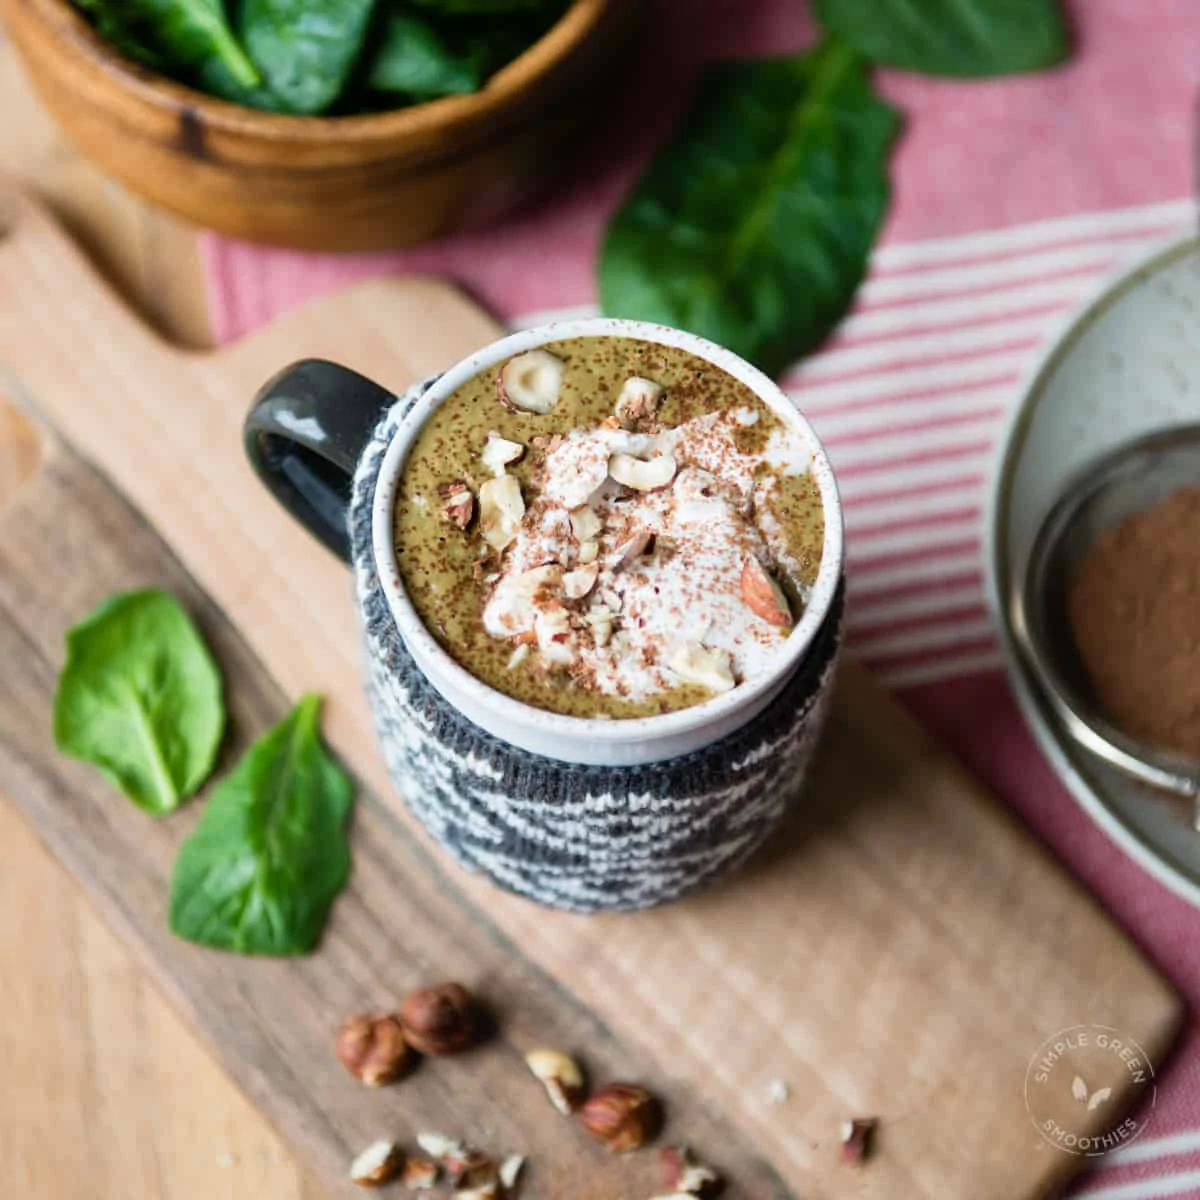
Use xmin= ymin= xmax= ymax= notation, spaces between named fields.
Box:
xmin=660 ymin=1146 xmax=723 ymax=1197
xmin=841 ymin=1117 xmax=877 ymax=1164
xmin=400 ymin=1154 xmax=440 ymax=1190
xmin=569 ymin=505 xmax=603 ymax=542
xmin=349 ymin=1140 xmax=403 ymax=1187
xmin=667 ymin=643 xmax=735 ymax=693
xmin=525 ymin=1048 xmax=586 ymax=1115
xmin=478 ymin=476 xmax=525 ymax=553
xmin=480 ymin=434 xmax=525 ymax=475
xmin=498 ymin=1154 xmax=526 ymax=1191
xmin=614 ymin=376 xmax=664 ymax=424
xmin=563 ymin=564 xmax=600 ymax=600
xmin=437 ymin=480 xmax=475 ymax=531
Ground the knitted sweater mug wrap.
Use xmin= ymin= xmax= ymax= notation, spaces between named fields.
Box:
xmin=349 ymin=381 xmax=844 ymax=913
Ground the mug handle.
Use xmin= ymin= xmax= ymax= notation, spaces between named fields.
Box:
xmin=244 ymin=359 xmax=399 ymax=562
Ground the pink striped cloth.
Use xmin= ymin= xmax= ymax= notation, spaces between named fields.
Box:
xmin=204 ymin=2 xmax=1200 ymax=1192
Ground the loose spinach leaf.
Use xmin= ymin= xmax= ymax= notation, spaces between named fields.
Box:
xmin=169 ymin=694 xmax=354 ymax=956
xmin=75 ymin=0 xmax=262 ymax=93
xmin=812 ymin=0 xmax=1070 ymax=78
xmin=599 ymin=37 xmax=899 ymax=378
xmin=53 ymin=589 xmax=226 ymax=815
xmin=240 ymin=0 xmax=377 ymax=114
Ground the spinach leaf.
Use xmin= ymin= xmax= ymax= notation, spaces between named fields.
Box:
xmin=812 ymin=0 xmax=1069 ymax=78
xmin=75 ymin=0 xmax=168 ymax=69
xmin=366 ymin=10 xmax=486 ymax=98
xmin=364 ymin=8 xmax=539 ymax=100
xmin=169 ymin=694 xmax=354 ymax=956
xmin=599 ymin=37 xmax=899 ymax=378
xmin=240 ymin=0 xmax=377 ymax=114
xmin=76 ymin=0 xmax=262 ymax=93
xmin=53 ymin=589 xmax=226 ymax=815
xmin=408 ymin=0 xmax=560 ymax=13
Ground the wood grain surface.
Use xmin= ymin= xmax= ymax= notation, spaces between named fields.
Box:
xmin=0 ymin=417 xmax=790 ymax=1199
xmin=0 ymin=41 xmax=295 ymax=1200
xmin=0 ymin=22 xmax=210 ymax=345
xmin=0 ymin=189 xmax=1185 ymax=1199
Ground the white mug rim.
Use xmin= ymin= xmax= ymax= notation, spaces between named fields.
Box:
xmin=371 ymin=317 xmax=844 ymax=749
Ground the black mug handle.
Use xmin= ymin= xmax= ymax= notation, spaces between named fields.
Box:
xmin=244 ymin=359 xmax=399 ymax=562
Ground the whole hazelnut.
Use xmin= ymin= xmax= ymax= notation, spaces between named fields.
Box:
xmin=578 ymin=1082 xmax=662 ymax=1152
xmin=335 ymin=1014 xmax=412 ymax=1086
xmin=400 ymin=982 xmax=478 ymax=1056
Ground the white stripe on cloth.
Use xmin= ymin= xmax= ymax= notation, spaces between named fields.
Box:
xmin=877 ymin=648 xmax=1005 ymax=689
xmin=1099 ymin=1130 xmax=1200 ymax=1167
xmin=847 ymin=581 xmax=983 ymax=628
xmin=1072 ymin=1168 xmax=1200 ymax=1199
xmin=508 ymin=196 xmax=1195 ymax=689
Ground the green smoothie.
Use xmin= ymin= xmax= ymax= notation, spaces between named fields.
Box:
xmin=394 ymin=336 xmax=824 ymax=719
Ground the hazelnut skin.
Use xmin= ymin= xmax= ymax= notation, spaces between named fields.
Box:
xmin=335 ymin=1013 xmax=412 ymax=1086
xmin=578 ymin=1082 xmax=662 ymax=1152
xmin=660 ymin=1145 xmax=723 ymax=1197
xmin=400 ymin=982 xmax=478 ymax=1056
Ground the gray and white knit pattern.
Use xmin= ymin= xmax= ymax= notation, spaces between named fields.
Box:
xmin=350 ymin=381 xmax=843 ymax=912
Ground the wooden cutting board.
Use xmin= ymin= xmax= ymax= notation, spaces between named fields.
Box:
xmin=0 ymin=189 xmax=1183 ymax=1200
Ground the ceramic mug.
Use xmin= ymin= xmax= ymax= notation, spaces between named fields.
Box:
xmin=245 ymin=318 xmax=845 ymax=911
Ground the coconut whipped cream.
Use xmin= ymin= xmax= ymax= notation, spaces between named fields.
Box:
xmin=479 ymin=403 xmax=812 ymax=703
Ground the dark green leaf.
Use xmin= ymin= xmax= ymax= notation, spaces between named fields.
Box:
xmin=74 ymin=0 xmax=168 ymax=68
xmin=812 ymin=0 xmax=1070 ymax=78
xmin=169 ymin=694 xmax=354 ymax=956
xmin=407 ymin=0 xmax=559 ymax=13
xmin=73 ymin=0 xmax=262 ymax=92
xmin=363 ymin=7 xmax=543 ymax=100
xmin=240 ymin=0 xmax=378 ymax=114
xmin=366 ymin=11 xmax=486 ymax=97
xmin=599 ymin=38 xmax=900 ymax=378
xmin=53 ymin=589 xmax=226 ymax=815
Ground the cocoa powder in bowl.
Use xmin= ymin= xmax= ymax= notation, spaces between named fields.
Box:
xmin=1067 ymin=486 xmax=1200 ymax=759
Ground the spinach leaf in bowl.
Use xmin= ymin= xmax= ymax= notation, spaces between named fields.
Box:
xmin=76 ymin=0 xmax=263 ymax=96
xmin=53 ymin=589 xmax=226 ymax=815
xmin=241 ymin=0 xmax=378 ymax=114
xmin=74 ymin=0 xmax=168 ymax=69
xmin=364 ymin=7 xmax=545 ymax=101
xmin=366 ymin=10 xmax=488 ymax=98
xmin=169 ymin=694 xmax=354 ymax=956
xmin=408 ymin=0 xmax=563 ymax=13
xmin=599 ymin=37 xmax=899 ymax=379
xmin=71 ymin=0 xmax=566 ymax=114
xmin=812 ymin=0 xmax=1070 ymax=78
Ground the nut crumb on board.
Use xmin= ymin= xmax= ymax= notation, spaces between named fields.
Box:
xmin=841 ymin=1117 xmax=878 ymax=1164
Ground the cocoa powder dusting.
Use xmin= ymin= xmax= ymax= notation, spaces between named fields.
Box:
xmin=1067 ymin=486 xmax=1200 ymax=758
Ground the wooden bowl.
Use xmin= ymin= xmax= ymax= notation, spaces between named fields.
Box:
xmin=0 ymin=0 xmax=637 ymax=250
